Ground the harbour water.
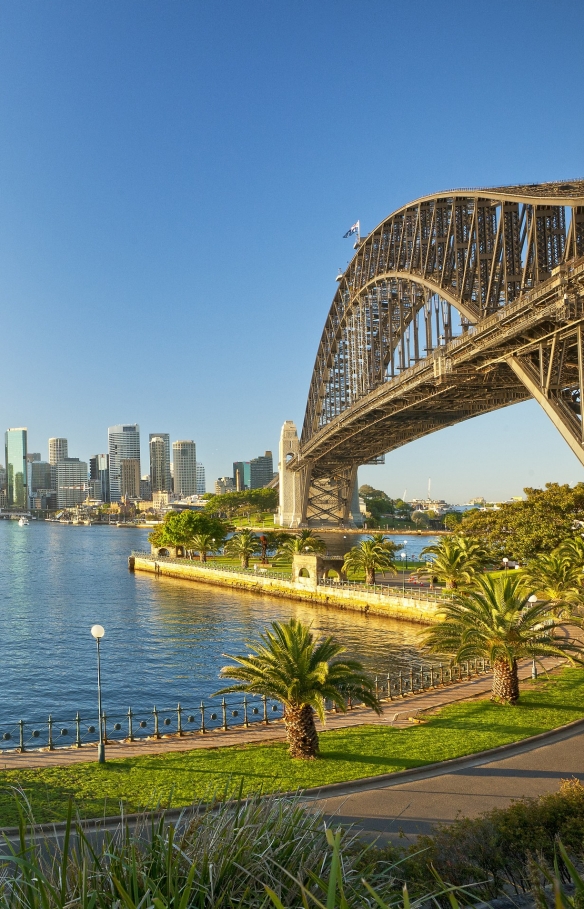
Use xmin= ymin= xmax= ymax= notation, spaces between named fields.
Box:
xmin=0 ymin=521 xmax=437 ymax=723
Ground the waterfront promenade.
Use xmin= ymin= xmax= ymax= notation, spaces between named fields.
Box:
xmin=0 ymin=658 xmax=558 ymax=770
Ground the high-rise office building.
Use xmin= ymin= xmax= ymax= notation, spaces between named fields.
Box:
xmin=0 ymin=464 xmax=6 ymax=491
xmin=140 ymin=476 xmax=152 ymax=500
xmin=196 ymin=462 xmax=206 ymax=495
xmin=149 ymin=434 xmax=172 ymax=493
xmin=49 ymin=438 xmax=68 ymax=465
xmin=215 ymin=476 xmax=235 ymax=495
xmin=89 ymin=454 xmax=110 ymax=503
xmin=233 ymin=451 xmax=274 ymax=491
xmin=120 ymin=459 xmax=141 ymax=499
xmin=173 ymin=440 xmax=197 ymax=497
xmin=5 ymin=428 xmax=28 ymax=507
xmin=108 ymin=425 xmax=140 ymax=502
xmin=30 ymin=461 xmax=52 ymax=492
xmin=56 ymin=458 xmax=88 ymax=507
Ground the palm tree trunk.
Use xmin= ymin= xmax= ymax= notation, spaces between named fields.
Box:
xmin=492 ymin=658 xmax=519 ymax=703
xmin=242 ymin=555 xmax=249 ymax=569
xmin=366 ymin=568 xmax=375 ymax=585
xmin=284 ymin=704 xmax=320 ymax=759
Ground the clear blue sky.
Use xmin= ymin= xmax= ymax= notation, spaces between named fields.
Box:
xmin=2 ymin=0 xmax=583 ymax=503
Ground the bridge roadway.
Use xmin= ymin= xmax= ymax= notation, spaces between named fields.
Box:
xmin=298 ymin=257 xmax=584 ymax=471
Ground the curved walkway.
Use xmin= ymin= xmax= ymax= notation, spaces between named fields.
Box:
xmin=308 ymin=717 xmax=584 ymax=842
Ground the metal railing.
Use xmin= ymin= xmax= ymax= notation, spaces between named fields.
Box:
xmin=0 ymin=658 xmax=492 ymax=753
xmin=132 ymin=552 xmax=453 ymax=602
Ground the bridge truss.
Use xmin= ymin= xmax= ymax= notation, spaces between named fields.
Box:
xmin=284 ymin=180 xmax=584 ymax=527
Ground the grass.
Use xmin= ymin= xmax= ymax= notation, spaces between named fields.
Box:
xmin=1 ymin=668 xmax=583 ymax=829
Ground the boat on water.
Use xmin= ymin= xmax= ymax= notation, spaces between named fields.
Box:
xmin=18 ymin=517 xmax=30 ymax=526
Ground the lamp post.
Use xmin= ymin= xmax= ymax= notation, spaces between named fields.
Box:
xmin=400 ymin=551 xmax=406 ymax=593
xmin=502 ymin=557 xmax=509 ymax=573
xmin=91 ymin=624 xmax=106 ymax=764
xmin=402 ymin=541 xmax=408 ymax=571
xmin=528 ymin=594 xmax=538 ymax=678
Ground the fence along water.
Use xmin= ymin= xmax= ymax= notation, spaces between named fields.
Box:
xmin=0 ymin=658 xmax=491 ymax=753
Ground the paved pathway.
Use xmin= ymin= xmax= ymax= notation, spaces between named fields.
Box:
xmin=309 ymin=719 xmax=584 ymax=843
xmin=0 ymin=660 xmax=558 ymax=769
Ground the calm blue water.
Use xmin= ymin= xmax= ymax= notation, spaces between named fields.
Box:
xmin=0 ymin=522 xmax=436 ymax=724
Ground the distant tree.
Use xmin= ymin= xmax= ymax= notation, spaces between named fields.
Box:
xmin=277 ymin=530 xmax=327 ymax=558
xmin=444 ymin=512 xmax=464 ymax=531
xmin=419 ymin=534 xmax=489 ymax=588
xmin=216 ymin=618 xmax=381 ymax=759
xmin=412 ymin=511 xmax=429 ymax=527
xmin=422 ymin=574 xmax=584 ymax=704
xmin=204 ymin=488 xmax=278 ymax=519
xmin=359 ymin=485 xmax=396 ymax=522
xmin=224 ymin=529 xmax=259 ymax=569
xmin=343 ymin=539 xmax=396 ymax=585
xmin=149 ymin=511 xmax=228 ymax=551
xmin=190 ymin=532 xmax=219 ymax=563
xmin=461 ymin=483 xmax=584 ymax=562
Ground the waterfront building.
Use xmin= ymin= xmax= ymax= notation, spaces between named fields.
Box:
xmin=89 ymin=454 xmax=110 ymax=503
xmin=0 ymin=464 xmax=6 ymax=491
xmin=5 ymin=428 xmax=28 ymax=507
xmin=56 ymin=458 xmax=88 ymax=507
xmin=196 ymin=462 xmax=206 ymax=495
xmin=215 ymin=476 xmax=235 ymax=495
xmin=233 ymin=451 xmax=274 ymax=490
xmin=120 ymin=458 xmax=141 ymax=499
xmin=140 ymin=475 xmax=152 ymax=500
xmin=173 ymin=440 xmax=197 ymax=497
xmin=149 ymin=434 xmax=172 ymax=494
xmin=108 ymin=424 xmax=140 ymax=502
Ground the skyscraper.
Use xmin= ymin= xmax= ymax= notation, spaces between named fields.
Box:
xmin=250 ymin=451 xmax=274 ymax=488
xmin=89 ymin=454 xmax=110 ymax=503
xmin=120 ymin=459 xmax=141 ymax=499
xmin=49 ymin=438 xmax=68 ymax=465
xmin=149 ymin=434 xmax=172 ymax=493
xmin=173 ymin=440 xmax=197 ymax=497
xmin=5 ymin=428 xmax=28 ymax=507
xmin=196 ymin=462 xmax=206 ymax=495
xmin=108 ymin=425 xmax=140 ymax=502
xmin=56 ymin=458 xmax=88 ymax=507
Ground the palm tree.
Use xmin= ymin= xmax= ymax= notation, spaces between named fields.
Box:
xmin=216 ymin=618 xmax=381 ymax=758
xmin=421 ymin=574 xmax=584 ymax=703
xmin=521 ymin=551 xmax=583 ymax=612
xmin=224 ymin=530 xmax=259 ymax=569
xmin=368 ymin=533 xmax=399 ymax=558
xmin=419 ymin=534 xmax=488 ymax=588
xmin=277 ymin=530 xmax=327 ymax=558
xmin=559 ymin=535 xmax=584 ymax=570
xmin=342 ymin=539 xmax=396 ymax=585
xmin=190 ymin=532 xmax=218 ymax=563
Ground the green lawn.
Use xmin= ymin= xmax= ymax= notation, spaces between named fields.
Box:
xmin=1 ymin=668 xmax=583 ymax=829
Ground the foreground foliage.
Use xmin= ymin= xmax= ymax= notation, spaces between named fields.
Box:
xmin=422 ymin=574 xmax=584 ymax=702
xmin=216 ymin=618 xmax=380 ymax=758
xmin=1 ymin=669 xmax=584 ymax=826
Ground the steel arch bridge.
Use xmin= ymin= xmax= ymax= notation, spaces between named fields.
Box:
xmin=278 ymin=179 xmax=584 ymax=527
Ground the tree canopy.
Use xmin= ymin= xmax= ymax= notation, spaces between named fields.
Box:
xmin=148 ymin=511 xmax=228 ymax=549
xmin=461 ymin=483 xmax=584 ymax=562
xmin=204 ymin=488 xmax=278 ymax=518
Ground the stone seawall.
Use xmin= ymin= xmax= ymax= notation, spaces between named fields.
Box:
xmin=130 ymin=556 xmax=445 ymax=625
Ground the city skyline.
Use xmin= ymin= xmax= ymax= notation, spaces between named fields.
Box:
xmin=1 ymin=3 xmax=584 ymax=502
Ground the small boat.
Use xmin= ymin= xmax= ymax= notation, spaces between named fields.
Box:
xmin=18 ymin=517 xmax=30 ymax=526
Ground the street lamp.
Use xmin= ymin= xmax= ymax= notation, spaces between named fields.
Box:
xmin=528 ymin=594 xmax=538 ymax=678
xmin=91 ymin=624 xmax=106 ymax=764
xmin=502 ymin=557 xmax=509 ymax=573
xmin=400 ymin=551 xmax=406 ymax=593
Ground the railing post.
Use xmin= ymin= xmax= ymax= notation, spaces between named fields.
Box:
xmin=200 ymin=701 xmax=206 ymax=734
xmin=128 ymin=707 xmax=135 ymax=742
xmin=153 ymin=706 xmax=160 ymax=739
xmin=19 ymin=719 xmax=25 ymax=753
xmin=399 ymin=672 xmax=404 ymax=697
xmin=75 ymin=712 xmax=82 ymax=748
xmin=177 ymin=703 xmax=183 ymax=736
xmin=430 ymin=665 xmax=434 ymax=688
xmin=48 ymin=714 xmax=54 ymax=750
xmin=262 ymin=695 xmax=269 ymax=724
xmin=243 ymin=696 xmax=249 ymax=728
xmin=387 ymin=672 xmax=392 ymax=701
xmin=375 ymin=676 xmax=379 ymax=699
xmin=221 ymin=698 xmax=228 ymax=731
xmin=440 ymin=663 xmax=444 ymax=685
xmin=410 ymin=667 xmax=414 ymax=693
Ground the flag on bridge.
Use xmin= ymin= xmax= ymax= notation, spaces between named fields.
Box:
xmin=343 ymin=220 xmax=360 ymax=239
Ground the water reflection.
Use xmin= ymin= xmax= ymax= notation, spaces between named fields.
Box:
xmin=0 ymin=522 xmax=435 ymax=722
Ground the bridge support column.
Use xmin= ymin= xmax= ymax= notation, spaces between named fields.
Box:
xmin=305 ymin=463 xmax=362 ymax=528
xmin=278 ymin=421 xmax=305 ymax=527
xmin=507 ymin=336 xmax=584 ymax=467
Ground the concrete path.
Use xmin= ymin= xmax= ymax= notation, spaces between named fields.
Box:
xmin=309 ymin=718 xmax=584 ymax=843
xmin=0 ymin=659 xmax=559 ymax=769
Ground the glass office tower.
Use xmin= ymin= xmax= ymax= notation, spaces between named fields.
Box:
xmin=5 ymin=428 xmax=28 ymax=507
xmin=108 ymin=424 xmax=140 ymax=502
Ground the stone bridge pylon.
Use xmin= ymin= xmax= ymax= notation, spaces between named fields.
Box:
xmin=278 ymin=180 xmax=584 ymax=529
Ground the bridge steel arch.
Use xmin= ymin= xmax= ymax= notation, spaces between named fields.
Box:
xmin=279 ymin=180 xmax=584 ymax=528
